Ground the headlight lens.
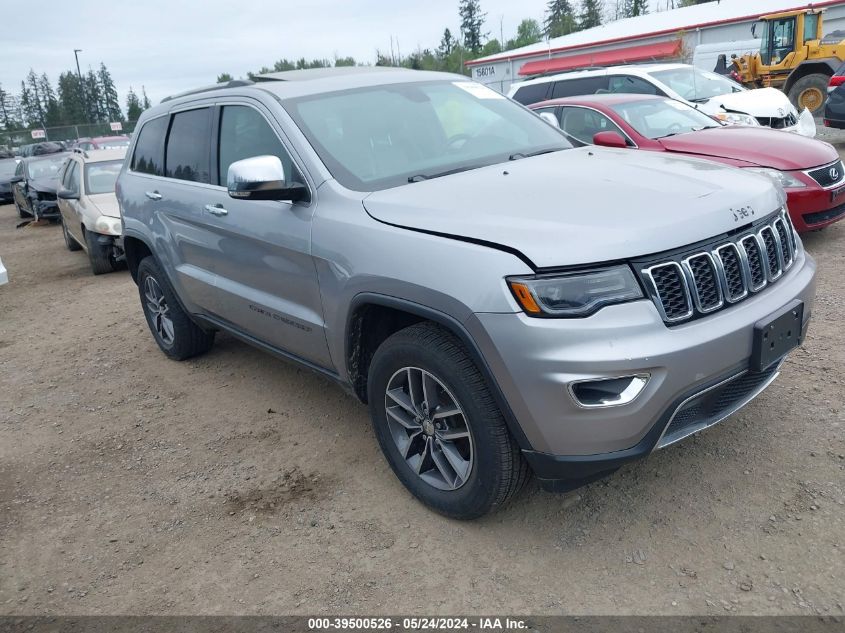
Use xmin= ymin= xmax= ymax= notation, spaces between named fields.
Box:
xmin=94 ymin=216 xmax=122 ymax=236
xmin=714 ymin=112 xmax=760 ymax=127
xmin=509 ymin=266 xmax=643 ymax=317
xmin=746 ymin=167 xmax=807 ymax=189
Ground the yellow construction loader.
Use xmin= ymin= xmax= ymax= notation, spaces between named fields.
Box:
xmin=731 ymin=8 xmax=845 ymax=114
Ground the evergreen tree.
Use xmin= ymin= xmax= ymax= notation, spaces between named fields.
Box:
xmin=0 ymin=83 xmax=17 ymax=130
xmin=438 ymin=28 xmax=455 ymax=57
xmin=334 ymin=56 xmax=356 ymax=67
xmin=97 ymin=63 xmax=123 ymax=122
xmin=545 ymin=0 xmax=578 ymax=38
xmin=579 ymin=0 xmax=604 ymax=29
xmin=126 ymin=87 xmax=143 ymax=121
xmin=459 ymin=0 xmax=487 ymax=55
xmin=216 ymin=72 xmax=233 ymax=83
xmin=37 ymin=73 xmax=62 ymax=126
xmin=85 ymin=69 xmax=104 ymax=123
xmin=273 ymin=59 xmax=296 ymax=71
xmin=57 ymin=72 xmax=87 ymax=125
xmin=20 ymin=79 xmax=42 ymax=127
xmin=619 ymin=0 xmax=648 ymax=17
xmin=141 ymin=87 xmax=151 ymax=110
xmin=25 ymin=70 xmax=45 ymax=125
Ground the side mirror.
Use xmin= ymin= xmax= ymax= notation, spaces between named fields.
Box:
xmin=227 ymin=155 xmax=309 ymax=202
xmin=593 ymin=131 xmax=628 ymax=149
xmin=537 ymin=112 xmax=560 ymax=129
xmin=58 ymin=187 xmax=79 ymax=200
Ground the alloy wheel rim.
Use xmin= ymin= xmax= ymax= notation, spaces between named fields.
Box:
xmin=801 ymin=88 xmax=823 ymax=111
xmin=384 ymin=367 xmax=473 ymax=491
xmin=143 ymin=276 xmax=175 ymax=346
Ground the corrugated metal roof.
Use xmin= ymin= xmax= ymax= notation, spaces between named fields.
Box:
xmin=467 ymin=0 xmax=845 ymax=66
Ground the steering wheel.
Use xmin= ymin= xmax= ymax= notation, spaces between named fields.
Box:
xmin=447 ymin=134 xmax=473 ymax=151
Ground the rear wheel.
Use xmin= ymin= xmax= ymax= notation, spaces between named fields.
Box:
xmin=788 ymin=73 xmax=829 ymax=114
xmin=84 ymin=229 xmax=116 ymax=275
xmin=367 ymin=322 xmax=530 ymax=519
xmin=16 ymin=201 xmax=30 ymax=219
xmin=62 ymin=221 xmax=82 ymax=251
xmin=136 ymin=256 xmax=215 ymax=360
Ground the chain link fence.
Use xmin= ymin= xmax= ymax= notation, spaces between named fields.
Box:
xmin=0 ymin=121 xmax=139 ymax=150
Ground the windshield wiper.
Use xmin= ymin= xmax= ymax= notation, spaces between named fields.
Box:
xmin=508 ymin=147 xmax=564 ymax=161
xmin=408 ymin=164 xmax=482 ymax=183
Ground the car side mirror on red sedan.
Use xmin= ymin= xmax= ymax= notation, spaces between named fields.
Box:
xmin=593 ymin=131 xmax=628 ymax=149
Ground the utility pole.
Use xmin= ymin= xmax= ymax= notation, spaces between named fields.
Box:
xmin=74 ymin=49 xmax=88 ymax=125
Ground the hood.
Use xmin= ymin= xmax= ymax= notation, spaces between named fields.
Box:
xmin=362 ymin=148 xmax=783 ymax=269
xmin=30 ymin=178 xmax=57 ymax=194
xmin=88 ymin=192 xmax=120 ymax=218
xmin=659 ymin=127 xmax=838 ymax=171
xmin=698 ymin=87 xmax=796 ymax=118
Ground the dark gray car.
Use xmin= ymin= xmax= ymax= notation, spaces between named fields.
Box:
xmin=117 ymin=69 xmax=816 ymax=519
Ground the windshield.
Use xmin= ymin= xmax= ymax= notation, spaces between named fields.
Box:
xmin=85 ymin=160 xmax=122 ymax=194
xmin=27 ymin=155 xmax=67 ymax=179
xmin=649 ymin=67 xmax=744 ymax=102
xmin=610 ymin=98 xmax=721 ymax=139
xmin=0 ymin=160 xmax=17 ymax=178
xmin=284 ymin=80 xmax=571 ymax=191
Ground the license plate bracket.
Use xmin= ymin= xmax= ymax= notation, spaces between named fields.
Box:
xmin=751 ymin=300 xmax=804 ymax=372
xmin=831 ymin=184 xmax=845 ymax=203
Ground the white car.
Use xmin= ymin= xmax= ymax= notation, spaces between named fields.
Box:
xmin=56 ymin=148 xmax=126 ymax=275
xmin=508 ymin=62 xmax=816 ymax=137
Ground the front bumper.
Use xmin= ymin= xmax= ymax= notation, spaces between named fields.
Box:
xmin=33 ymin=199 xmax=59 ymax=219
xmin=466 ymin=250 xmax=816 ymax=487
xmin=785 ymin=183 xmax=845 ymax=232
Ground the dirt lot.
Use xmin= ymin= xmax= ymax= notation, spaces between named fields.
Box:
xmin=1 ymin=176 xmax=843 ymax=616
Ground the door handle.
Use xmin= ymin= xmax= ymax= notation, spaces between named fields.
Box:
xmin=204 ymin=204 xmax=228 ymax=217
xmin=145 ymin=190 xmax=162 ymax=201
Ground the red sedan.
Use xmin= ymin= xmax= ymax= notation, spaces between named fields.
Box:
xmin=530 ymin=94 xmax=845 ymax=232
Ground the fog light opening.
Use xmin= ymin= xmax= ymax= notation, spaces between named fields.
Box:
xmin=569 ymin=374 xmax=650 ymax=408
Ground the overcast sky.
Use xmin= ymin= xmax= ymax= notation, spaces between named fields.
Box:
xmin=0 ymin=0 xmax=570 ymax=107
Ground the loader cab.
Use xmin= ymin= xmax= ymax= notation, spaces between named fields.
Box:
xmin=755 ymin=11 xmax=821 ymax=67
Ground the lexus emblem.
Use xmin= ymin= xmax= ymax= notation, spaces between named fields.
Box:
xmin=831 ymin=167 xmax=840 ymax=181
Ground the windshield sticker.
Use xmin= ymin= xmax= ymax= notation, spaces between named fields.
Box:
xmin=453 ymin=81 xmax=505 ymax=99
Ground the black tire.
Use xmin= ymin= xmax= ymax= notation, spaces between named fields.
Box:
xmin=16 ymin=201 xmax=31 ymax=219
xmin=136 ymin=256 xmax=215 ymax=360
xmin=62 ymin=220 xmax=82 ymax=251
xmin=788 ymin=73 xmax=829 ymax=115
xmin=367 ymin=322 xmax=530 ymax=519
xmin=84 ymin=229 xmax=117 ymax=275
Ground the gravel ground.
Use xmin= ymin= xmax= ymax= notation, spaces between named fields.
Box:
xmin=0 ymin=155 xmax=843 ymax=615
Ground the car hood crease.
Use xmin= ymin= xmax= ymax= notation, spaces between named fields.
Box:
xmin=363 ymin=148 xmax=782 ymax=268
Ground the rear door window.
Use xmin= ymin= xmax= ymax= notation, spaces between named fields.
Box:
xmin=511 ymin=82 xmax=551 ymax=105
xmin=608 ymin=75 xmax=661 ymax=95
xmin=165 ymin=108 xmax=212 ymax=184
xmin=559 ymin=106 xmax=629 ymax=145
xmin=131 ymin=116 xmax=168 ymax=176
xmin=551 ymin=76 xmax=610 ymax=98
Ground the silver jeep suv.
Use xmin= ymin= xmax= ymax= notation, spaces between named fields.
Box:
xmin=117 ymin=68 xmax=816 ymax=519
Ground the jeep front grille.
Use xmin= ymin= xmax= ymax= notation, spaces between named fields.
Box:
xmin=640 ymin=210 xmax=797 ymax=325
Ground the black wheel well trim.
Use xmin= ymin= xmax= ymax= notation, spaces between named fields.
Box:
xmin=345 ymin=292 xmax=533 ymax=451
xmin=121 ymin=232 xmax=155 ymax=282
xmin=785 ymin=59 xmax=837 ymax=92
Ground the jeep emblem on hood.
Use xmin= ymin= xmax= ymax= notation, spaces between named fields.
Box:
xmin=732 ymin=206 xmax=755 ymax=222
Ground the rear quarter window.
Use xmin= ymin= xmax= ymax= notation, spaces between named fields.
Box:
xmin=551 ymin=76 xmax=610 ymax=98
xmin=511 ymin=82 xmax=551 ymax=105
xmin=131 ymin=116 xmax=168 ymax=176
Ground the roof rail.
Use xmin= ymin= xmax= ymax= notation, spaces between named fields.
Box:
xmin=161 ymin=79 xmax=256 ymax=103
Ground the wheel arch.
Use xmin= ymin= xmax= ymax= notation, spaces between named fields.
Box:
xmin=122 ymin=234 xmax=154 ymax=283
xmin=785 ymin=59 xmax=838 ymax=94
xmin=344 ymin=293 xmax=532 ymax=450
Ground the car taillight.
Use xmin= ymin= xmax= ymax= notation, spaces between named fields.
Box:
xmin=829 ymin=75 xmax=845 ymax=88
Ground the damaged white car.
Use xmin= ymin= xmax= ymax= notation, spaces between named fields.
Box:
xmin=509 ymin=62 xmax=816 ymax=137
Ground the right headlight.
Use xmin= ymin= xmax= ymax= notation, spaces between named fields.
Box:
xmin=508 ymin=266 xmax=644 ymax=317
xmin=746 ymin=167 xmax=807 ymax=189
xmin=714 ymin=112 xmax=760 ymax=127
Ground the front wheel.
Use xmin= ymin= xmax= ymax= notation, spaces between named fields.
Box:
xmin=367 ymin=323 xmax=529 ymax=519
xmin=16 ymin=200 xmax=31 ymax=219
xmin=788 ymin=73 xmax=829 ymax=115
xmin=84 ymin=229 xmax=117 ymax=275
xmin=136 ymin=256 xmax=215 ymax=360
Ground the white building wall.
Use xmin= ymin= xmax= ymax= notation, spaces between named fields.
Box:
xmin=473 ymin=4 xmax=845 ymax=95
